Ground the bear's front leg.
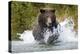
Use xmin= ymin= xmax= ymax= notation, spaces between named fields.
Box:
xmin=47 ymin=34 xmax=59 ymax=44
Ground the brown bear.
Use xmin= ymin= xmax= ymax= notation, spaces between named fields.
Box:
xmin=32 ymin=8 xmax=59 ymax=44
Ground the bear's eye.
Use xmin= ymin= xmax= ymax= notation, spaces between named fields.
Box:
xmin=46 ymin=15 xmax=49 ymax=18
xmin=50 ymin=10 xmax=55 ymax=13
xmin=40 ymin=9 xmax=45 ymax=13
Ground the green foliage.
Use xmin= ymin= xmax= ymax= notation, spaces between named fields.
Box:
xmin=10 ymin=1 xmax=78 ymax=40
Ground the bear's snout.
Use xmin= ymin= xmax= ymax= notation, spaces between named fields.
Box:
xmin=46 ymin=17 xmax=52 ymax=27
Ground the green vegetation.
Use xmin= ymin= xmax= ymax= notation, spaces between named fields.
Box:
xmin=10 ymin=1 xmax=78 ymax=40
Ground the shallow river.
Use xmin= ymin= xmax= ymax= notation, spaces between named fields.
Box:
xmin=11 ymin=41 xmax=78 ymax=53
xmin=11 ymin=18 xmax=78 ymax=53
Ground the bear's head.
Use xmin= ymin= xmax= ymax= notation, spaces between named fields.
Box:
xmin=38 ymin=8 xmax=57 ymax=28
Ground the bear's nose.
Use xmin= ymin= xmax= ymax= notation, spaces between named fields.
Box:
xmin=49 ymin=23 xmax=52 ymax=26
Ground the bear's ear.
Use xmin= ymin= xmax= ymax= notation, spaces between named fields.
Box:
xmin=40 ymin=9 xmax=45 ymax=13
xmin=51 ymin=9 xmax=55 ymax=13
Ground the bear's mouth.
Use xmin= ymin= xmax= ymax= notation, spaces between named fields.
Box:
xmin=47 ymin=26 xmax=53 ymax=33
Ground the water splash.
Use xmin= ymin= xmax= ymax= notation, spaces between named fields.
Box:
xmin=58 ymin=18 xmax=77 ymax=42
xmin=18 ymin=18 xmax=77 ymax=44
xmin=18 ymin=31 xmax=35 ymax=43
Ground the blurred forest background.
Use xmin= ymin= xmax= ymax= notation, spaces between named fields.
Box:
xmin=10 ymin=1 xmax=78 ymax=40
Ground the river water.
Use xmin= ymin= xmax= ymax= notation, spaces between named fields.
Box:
xmin=11 ymin=41 xmax=78 ymax=53
xmin=11 ymin=18 xmax=78 ymax=53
